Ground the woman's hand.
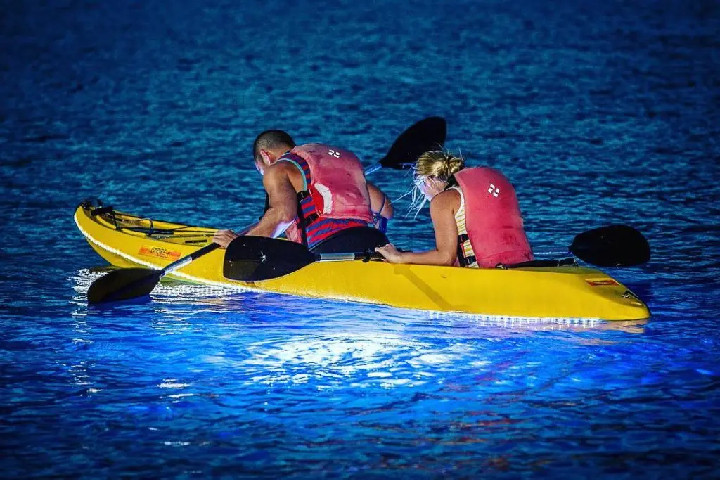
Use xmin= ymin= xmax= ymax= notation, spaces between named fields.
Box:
xmin=375 ymin=243 xmax=405 ymax=264
xmin=213 ymin=229 xmax=238 ymax=249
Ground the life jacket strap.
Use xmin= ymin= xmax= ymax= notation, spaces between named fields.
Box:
xmin=456 ymin=233 xmax=475 ymax=267
xmin=295 ymin=189 xmax=320 ymax=246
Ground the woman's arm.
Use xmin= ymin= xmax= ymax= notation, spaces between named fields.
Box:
xmin=375 ymin=190 xmax=459 ymax=266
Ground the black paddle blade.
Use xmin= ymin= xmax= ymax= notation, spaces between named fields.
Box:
xmin=380 ymin=116 xmax=447 ymax=169
xmin=224 ymin=236 xmax=315 ymax=281
xmin=570 ymin=225 xmax=650 ymax=267
xmin=87 ymin=268 xmax=163 ymax=304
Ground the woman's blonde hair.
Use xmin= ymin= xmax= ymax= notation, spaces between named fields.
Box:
xmin=414 ymin=151 xmax=465 ymax=181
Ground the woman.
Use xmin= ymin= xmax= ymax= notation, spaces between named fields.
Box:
xmin=375 ymin=151 xmax=533 ymax=268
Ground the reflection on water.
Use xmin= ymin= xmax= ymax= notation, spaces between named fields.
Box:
xmin=7 ymin=268 xmax=711 ymax=479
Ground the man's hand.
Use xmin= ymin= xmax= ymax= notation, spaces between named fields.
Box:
xmin=213 ymin=229 xmax=239 ymax=249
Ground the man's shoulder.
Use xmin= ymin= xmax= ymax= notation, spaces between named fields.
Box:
xmin=265 ymin=160 xmax=303 ymax=189
xmin=267 ymin=160 xmax=299 ymax=175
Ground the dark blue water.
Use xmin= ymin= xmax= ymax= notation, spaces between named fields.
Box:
xmin=2 ymin=0 xmax=719 ymax=477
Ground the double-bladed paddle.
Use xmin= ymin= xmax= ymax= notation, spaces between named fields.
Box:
xmin=87 ymin=243 xmax=220 ymax=304
xmin=86 ymin=117 xmax=447 ymax=304
xmin=223 ymin=224 xmax=651 ymax=282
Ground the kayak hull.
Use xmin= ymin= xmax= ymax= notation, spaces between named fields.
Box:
xmin=74 ymin=203 xmax=650 ymax=320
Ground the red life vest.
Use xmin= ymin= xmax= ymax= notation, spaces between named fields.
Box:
xmin=279 ymin=144 xmax=373 ymax=247
xmin=454 ymin=167 xmax=534 ymax=267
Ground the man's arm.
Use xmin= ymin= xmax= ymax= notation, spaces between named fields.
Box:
xmin=244 ymin=162 xmax=298 ymax=238
xmin=213 ymin=163 xmax=298 ymax=248
xmin=367 ymin=181 xmax=393 ymax=232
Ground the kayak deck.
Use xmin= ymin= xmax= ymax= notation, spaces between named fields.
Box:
xmin=74 ymin=202 xmax=650 ymax=321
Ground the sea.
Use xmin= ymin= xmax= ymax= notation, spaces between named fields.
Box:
xmin=1 ymin=0 xmax=719 ymax=478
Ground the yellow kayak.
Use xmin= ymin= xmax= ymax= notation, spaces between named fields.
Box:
xmin=74 ymin=202 xmax=650 ymax=321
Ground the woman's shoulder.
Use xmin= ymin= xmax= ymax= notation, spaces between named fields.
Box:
xmin=431 ymin=188 xmax=461 ymax=211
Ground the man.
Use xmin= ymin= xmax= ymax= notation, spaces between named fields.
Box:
xmin=213 ymin=130 xmax=392 ymax=252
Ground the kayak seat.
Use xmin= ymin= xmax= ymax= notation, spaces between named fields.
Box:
xmin=500 ymin=258 xmax=577 ymax=269
xmin=89 ymin=206 xmax=114 ymax=216
xmin=310 ymin=226 xmax=389 ymax=254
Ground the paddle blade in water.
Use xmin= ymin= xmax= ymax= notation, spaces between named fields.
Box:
xmin=87 ymin=268 xmax=163 ymax=304
xmin=380 ymin=116 xmax=447 ymax=169
xmin=224 ymin=236 xmax=315 ymax=281
xmin=570 ymin=225 xmax=650 ymax=267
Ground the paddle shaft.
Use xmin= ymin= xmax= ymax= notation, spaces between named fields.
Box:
xmin=315 ymin=251 xmax=382 ymax=262
xmin=364 ymin=164 xmax=382 ymax=175
xmin=161 ymin=242 xmax=219 ymax=276
xmin=364 ymin=163 xmax=412 ymax=174
xmin=313 ymin=225 xmax=648 ymax=268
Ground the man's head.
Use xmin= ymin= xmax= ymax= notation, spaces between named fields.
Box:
xmin=252 ymin=130 xmax=296 ymax=174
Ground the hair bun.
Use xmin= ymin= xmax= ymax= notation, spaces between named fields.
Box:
xmin=415 ymin=150 xmax=464 ymax=181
